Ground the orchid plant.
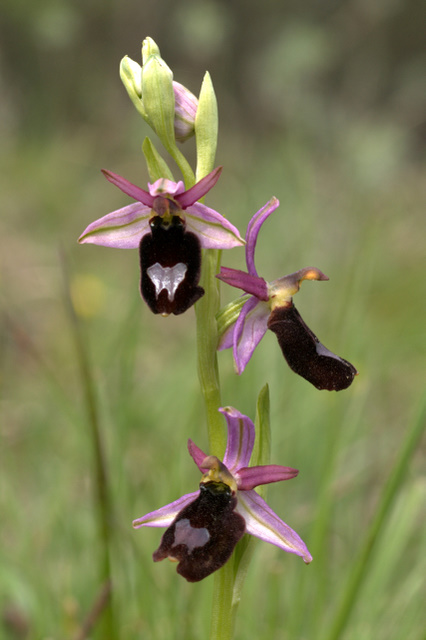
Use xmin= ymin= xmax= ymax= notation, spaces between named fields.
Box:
xmin=78 ymin=36 xmax=357 ymax=640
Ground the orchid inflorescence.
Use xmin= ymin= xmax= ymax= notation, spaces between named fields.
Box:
xmin=78 ymin=36 xmax=357 ymax=593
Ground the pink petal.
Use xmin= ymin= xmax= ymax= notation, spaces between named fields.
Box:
xmin=132 ymin=491 xmax=199 ymax=529
xmin=184 ymin=203 xmax=244 ymax=249
xmin=219 ymin=406 xmax=255 ymax=472
xmin=237 ymin=490 xmax=312 ymax=563
xmin=78 ymin=203 xmax=151 ymax=248
xmin=217 ymin=267 xmax=269 ymax=301
xmin=246 ymin=198 xmax=279 ymax=276
xmin=148 ymin=178 xmax=185 ymax=197
xmin=187 ymin=439 xmax=208 ymax=472
xmin=176 ymin=167 xmax=223 ymax=208
xmin=237 ymin=465 xmax=299 ymax=490
xmin=217 ymin=323 xmax=236 ymax=351
xmin=102 ymin=169 xmax=155 ymax=207
xmin=233 ymin=297 xmax=269 ymax=374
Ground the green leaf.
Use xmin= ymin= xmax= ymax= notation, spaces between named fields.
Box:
xmin=252 ymin=383 xmax=271 ymax=473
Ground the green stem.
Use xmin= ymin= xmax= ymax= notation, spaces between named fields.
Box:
xmin=210 ymin=561 xmax=237 ymax=640
xmin=195 ymin=248 xmax=226 ymax=457
xmin=193 ymin=73 xmax=233 ymax=636
xmin=61 ymin=254 xmax=118 ymax=640
xmin=194 ymin=247 xmax=233 ymax=640
xmin=323 ymin=395 xmax=426 ymax=640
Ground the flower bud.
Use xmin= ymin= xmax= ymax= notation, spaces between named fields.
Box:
xmin=142 ymin=36 xmax=160 ymax=63
xmin=173 ymin=81 xmax=198 ymax=143
xmin=120 ymin=56 xmax=146 ymax=119
xmin=140 ymin=38 xmax=176 ymax=149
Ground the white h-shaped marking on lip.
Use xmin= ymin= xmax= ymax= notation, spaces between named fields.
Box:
xmin=172 ymin=518 xmax=210 ymax=553
xmin=147 ymin=262 xmax=187 ymax=301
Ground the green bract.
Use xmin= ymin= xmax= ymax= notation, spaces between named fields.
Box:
xmin=195 ymin=72 xmax=219 ymax=182
xmin=142 ymin=137 xmax=174 ymax=182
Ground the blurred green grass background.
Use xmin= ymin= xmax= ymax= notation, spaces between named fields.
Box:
xmin=0 ymin=0 xmax=425 ymax=638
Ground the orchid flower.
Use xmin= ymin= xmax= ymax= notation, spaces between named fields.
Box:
xmin=133 ymin=406 xmax=312 ymax=582
xmin=79 ymin=167 xmax=244 ymax=315
xmin=217 ymin=199 xmax=358 ymax=391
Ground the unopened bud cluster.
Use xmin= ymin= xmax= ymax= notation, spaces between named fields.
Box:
xmin=120 ymin=37 xmax=198 ymax=147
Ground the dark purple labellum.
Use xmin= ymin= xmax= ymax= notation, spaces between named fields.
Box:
xmin=267 ymin=304 xmax=358 ymax=391
xmin=153 ymin=481 xmax=246 ymax=582
xmin=140 ymin=215 xmax=204 ymax=315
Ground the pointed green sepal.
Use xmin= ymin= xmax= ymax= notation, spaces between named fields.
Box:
xmin=195 ymin=72 xmax=218 ymax=181
xmin=142 ymin=137 xmax=174 ymax=183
